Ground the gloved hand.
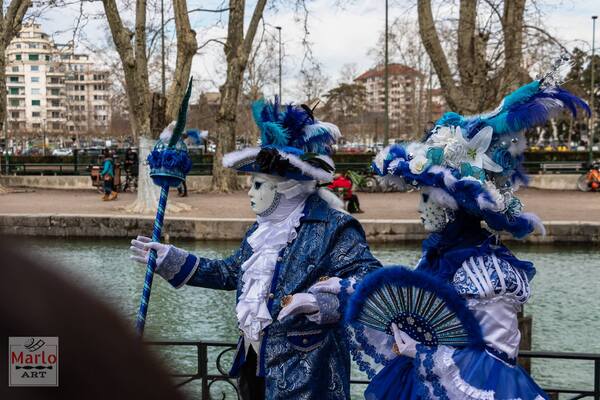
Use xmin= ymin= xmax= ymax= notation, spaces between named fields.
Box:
xmin=129 ymin=236 xmax=171 ymax=268
xmin=277 ymin=293 xmax=319 ymax=321
xmin=309 ymin=277 xmax=342 ymax=295
xmin=391 ymin=323 xmax=419 ymax=358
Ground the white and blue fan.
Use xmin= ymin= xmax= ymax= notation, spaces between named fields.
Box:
xmin=346 ymin=267 xmax=484 ymax=348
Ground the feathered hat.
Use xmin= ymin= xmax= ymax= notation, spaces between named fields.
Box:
xmin=373 ymin=69 xmax=590 ymax=238
xmin=223 ymin=98 xmax=341 ymax=181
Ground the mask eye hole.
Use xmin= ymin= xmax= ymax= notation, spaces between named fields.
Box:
xmin=254 ymin=181 xmax=263 ymax=190
xmin=422 ymin=193 xmax=429 ymax=203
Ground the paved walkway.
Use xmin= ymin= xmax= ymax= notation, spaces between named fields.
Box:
xmin=1 ymin=187 xmax=599 ymax=222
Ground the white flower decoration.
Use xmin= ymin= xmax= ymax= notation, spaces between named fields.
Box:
xmin=427 ymin=126 xmax=458 ymax=147
xmin=409 ymin=154 xmax=428 ymax=174
xmin=457 ymin=126 xmax=502 ymax=172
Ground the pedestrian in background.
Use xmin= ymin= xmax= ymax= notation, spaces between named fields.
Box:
xmin=100 ymin=151 xmax=117 ymax=201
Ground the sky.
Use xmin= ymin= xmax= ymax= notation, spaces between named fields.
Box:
xmin=36 ymin=0 xmax=599 ymax=102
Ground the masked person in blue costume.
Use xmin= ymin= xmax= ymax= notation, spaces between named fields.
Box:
xmin=341 ymin=70 xmax=589 ymax=399
xmin=129 ymin=99 xmax=381 ymax=400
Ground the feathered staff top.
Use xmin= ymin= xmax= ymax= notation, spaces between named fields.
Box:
xmin=374 ymin=78 xmax=590 ymax=238
xmin=223 ymin=98 xmax=341 ymax=182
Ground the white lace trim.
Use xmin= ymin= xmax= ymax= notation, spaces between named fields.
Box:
xmin=433 ymin=346 xmax=496 ymax=400
xmin=235 ymin=201 xmax=305 ymax=342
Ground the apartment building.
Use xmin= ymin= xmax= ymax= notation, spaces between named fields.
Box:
xmin=5 ymin=23 xmax=111 ymax=137
xmin=354 ymin=63 xmax=445 ymax=137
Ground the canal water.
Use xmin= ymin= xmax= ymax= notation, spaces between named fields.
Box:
xmin=28 ymin=238 xmax=600 ymax=399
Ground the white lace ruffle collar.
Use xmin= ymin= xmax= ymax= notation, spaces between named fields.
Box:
xmin=235 ymin=199 xmax=306 ymax=343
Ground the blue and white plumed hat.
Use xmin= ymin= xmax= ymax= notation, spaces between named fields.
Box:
xmin=223 ymin=98 xmax=341 ymax=181
xmin=374 ymin=76 xmax=589 ymax=238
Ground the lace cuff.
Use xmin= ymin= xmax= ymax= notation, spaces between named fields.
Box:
xmin=306 ymin=292 xmax=341 ymax=325
xmin=157 ymin=246 xmax=199 ymax=289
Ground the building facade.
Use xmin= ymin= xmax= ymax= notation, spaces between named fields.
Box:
xmin=5 ymin=23 xmax=111 ymax=139
xmin=354 ymin=63 xmax=445 ymax=139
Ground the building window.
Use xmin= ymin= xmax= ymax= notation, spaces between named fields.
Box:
xmin=79 ymin=75 xmax=84 ymax=81
xmin=32 ymin=123 xmax=41 ymax=129
xmin=11 ymin=66 xmax=18 ymax=72
xmin=11 ymin=111 xmax=19 ymax=119
xmin=32 ymin=112 xmax=41 ymax=117
xmin=28 ymin=54 xmax=39 ymax=61
xmin=15 ymin=44 xmax=21 ymax=49
xmin=52 ymin=112 xmax=60 ymax=118
xmin=9 ymin=76 xmax=19 ymax=82
xmin=10 ymin=99 xmax=20 ymax=107
xmin=32 ymin=100 xmax=41 ymax=106
xmin=9 ymin=88 xmax=19 ymax=95
xmin=31 ymin=88 xmax=40 ymax=95
xmin=15 ymin=54 xmax=21 ymax=61
xmin=51 ymin=100 xmax=60 ymax=107
xmin=52 ymin=122 xmax=60 ymax=129
xmin=31 ymin=77 xmax=40 ymax=83
xmin=51 ymin=89 xmax=60 ymax=96
xmin=31 ymin=65 xmax=39 ymax=72
xmin=45 ymin=55 xmax=50 ymax=61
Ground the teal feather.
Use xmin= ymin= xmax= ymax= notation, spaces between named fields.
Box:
xmin=252 ymin=99 xmax=266 ymax=131
xmin=500 ymin=81 xmax=540 ymax=110
xmin=168 ymin=79 xmax=193 ymax=149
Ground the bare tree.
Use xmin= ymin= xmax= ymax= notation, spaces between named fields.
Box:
xmin=296 ymin=61 xmax=329 ymax=103
xmin=101 ymin=0 xmax=198 ymax=212
xmin=211 ymin=0 xmax=268 ymax=192
xmin=0 ymin=0 xmax=32 ymax=192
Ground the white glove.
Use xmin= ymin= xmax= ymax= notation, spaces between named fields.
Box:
xmin=129 ymin=235 xmax=171 ymax=268
xmin=309 ymin=277 xmax=342 ymax=295
xmin=391 ymin=323 xmax=418 ymax=358
xmin=277 ymin=293 xmax=319 ymax=321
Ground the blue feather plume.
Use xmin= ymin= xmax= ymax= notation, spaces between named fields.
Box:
xmin=251 ymin=98 xmax=339 ymax=155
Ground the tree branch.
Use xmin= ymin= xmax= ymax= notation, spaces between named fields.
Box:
xmin=242 ymin=0 xmax=267 ymax=59
xmin=3 ymin=0 xmax=32 ymax=43
xmin=197 ymin=38 xmax=226 ymax=51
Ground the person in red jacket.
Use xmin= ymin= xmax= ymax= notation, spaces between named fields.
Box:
xmin=328 ymin=173 xmax=364 ymax=213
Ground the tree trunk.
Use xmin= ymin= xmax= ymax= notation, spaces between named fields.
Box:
xmin=165 ymin=0 xmax=197 ymax=121
xmin=0 ymin=0 xmax=33 ymax=193
xmin=211 ymin=0 xmax=267 ymax=192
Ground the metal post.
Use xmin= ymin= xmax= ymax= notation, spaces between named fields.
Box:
xmin=383 ymin=0 xmax=390 ymax=146
xmin=590 ymin=16 xmax=597 ymax=165
xmin=199 ymin=343 xmax=209 ymax=400
xmin=276 ymin=26 xmax=282 ymax=102
xmin=161 ymin=0 xmax=166 ymax=98
xmin=595 ymin=358 xmax=600 ymax=400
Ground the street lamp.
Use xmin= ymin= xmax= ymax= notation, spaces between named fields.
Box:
xmin=275 ymin=26 xmax=282 ymax=102
xmin=383 ymin=0 xmax=389 ymax=147
xmin=590 ymin=15 xmax=598 ymax=165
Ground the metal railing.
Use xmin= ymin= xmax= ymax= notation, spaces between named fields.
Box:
xmin=146 ymin=340 xmax=600 ymax=400
xmin=0 ymin=159 xmax=591 ymax=176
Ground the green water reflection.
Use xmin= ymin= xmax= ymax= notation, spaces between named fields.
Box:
xmin=28 ymin=238 xmax=600 ymax=399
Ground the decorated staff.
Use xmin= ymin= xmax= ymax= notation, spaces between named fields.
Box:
xmin=134 ymin=80 xmax=193 ymax=336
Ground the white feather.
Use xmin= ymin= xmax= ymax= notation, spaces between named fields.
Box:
xmin=280 ymin=151 xmax=334 ymax=182
xmin=222 ymin=147 xmax=260 ymax=168
xmin=317 ymin=187 xmax=346 ymax=213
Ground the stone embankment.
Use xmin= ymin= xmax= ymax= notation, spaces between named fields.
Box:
xmin=1 ymin=213 xmax=599 ymax=244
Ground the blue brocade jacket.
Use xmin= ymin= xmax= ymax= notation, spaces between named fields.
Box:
xmin=164 ymin=194 xmax=381 ymax=400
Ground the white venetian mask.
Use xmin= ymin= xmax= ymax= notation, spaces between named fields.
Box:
xmin=248 ymin=174 xmax=281 ymax=216
xmin=418 ymin=192 xmax=449 ymax=232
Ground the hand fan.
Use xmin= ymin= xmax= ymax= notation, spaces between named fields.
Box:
xmin=345 ymin=266 xmax=483 ymax=348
